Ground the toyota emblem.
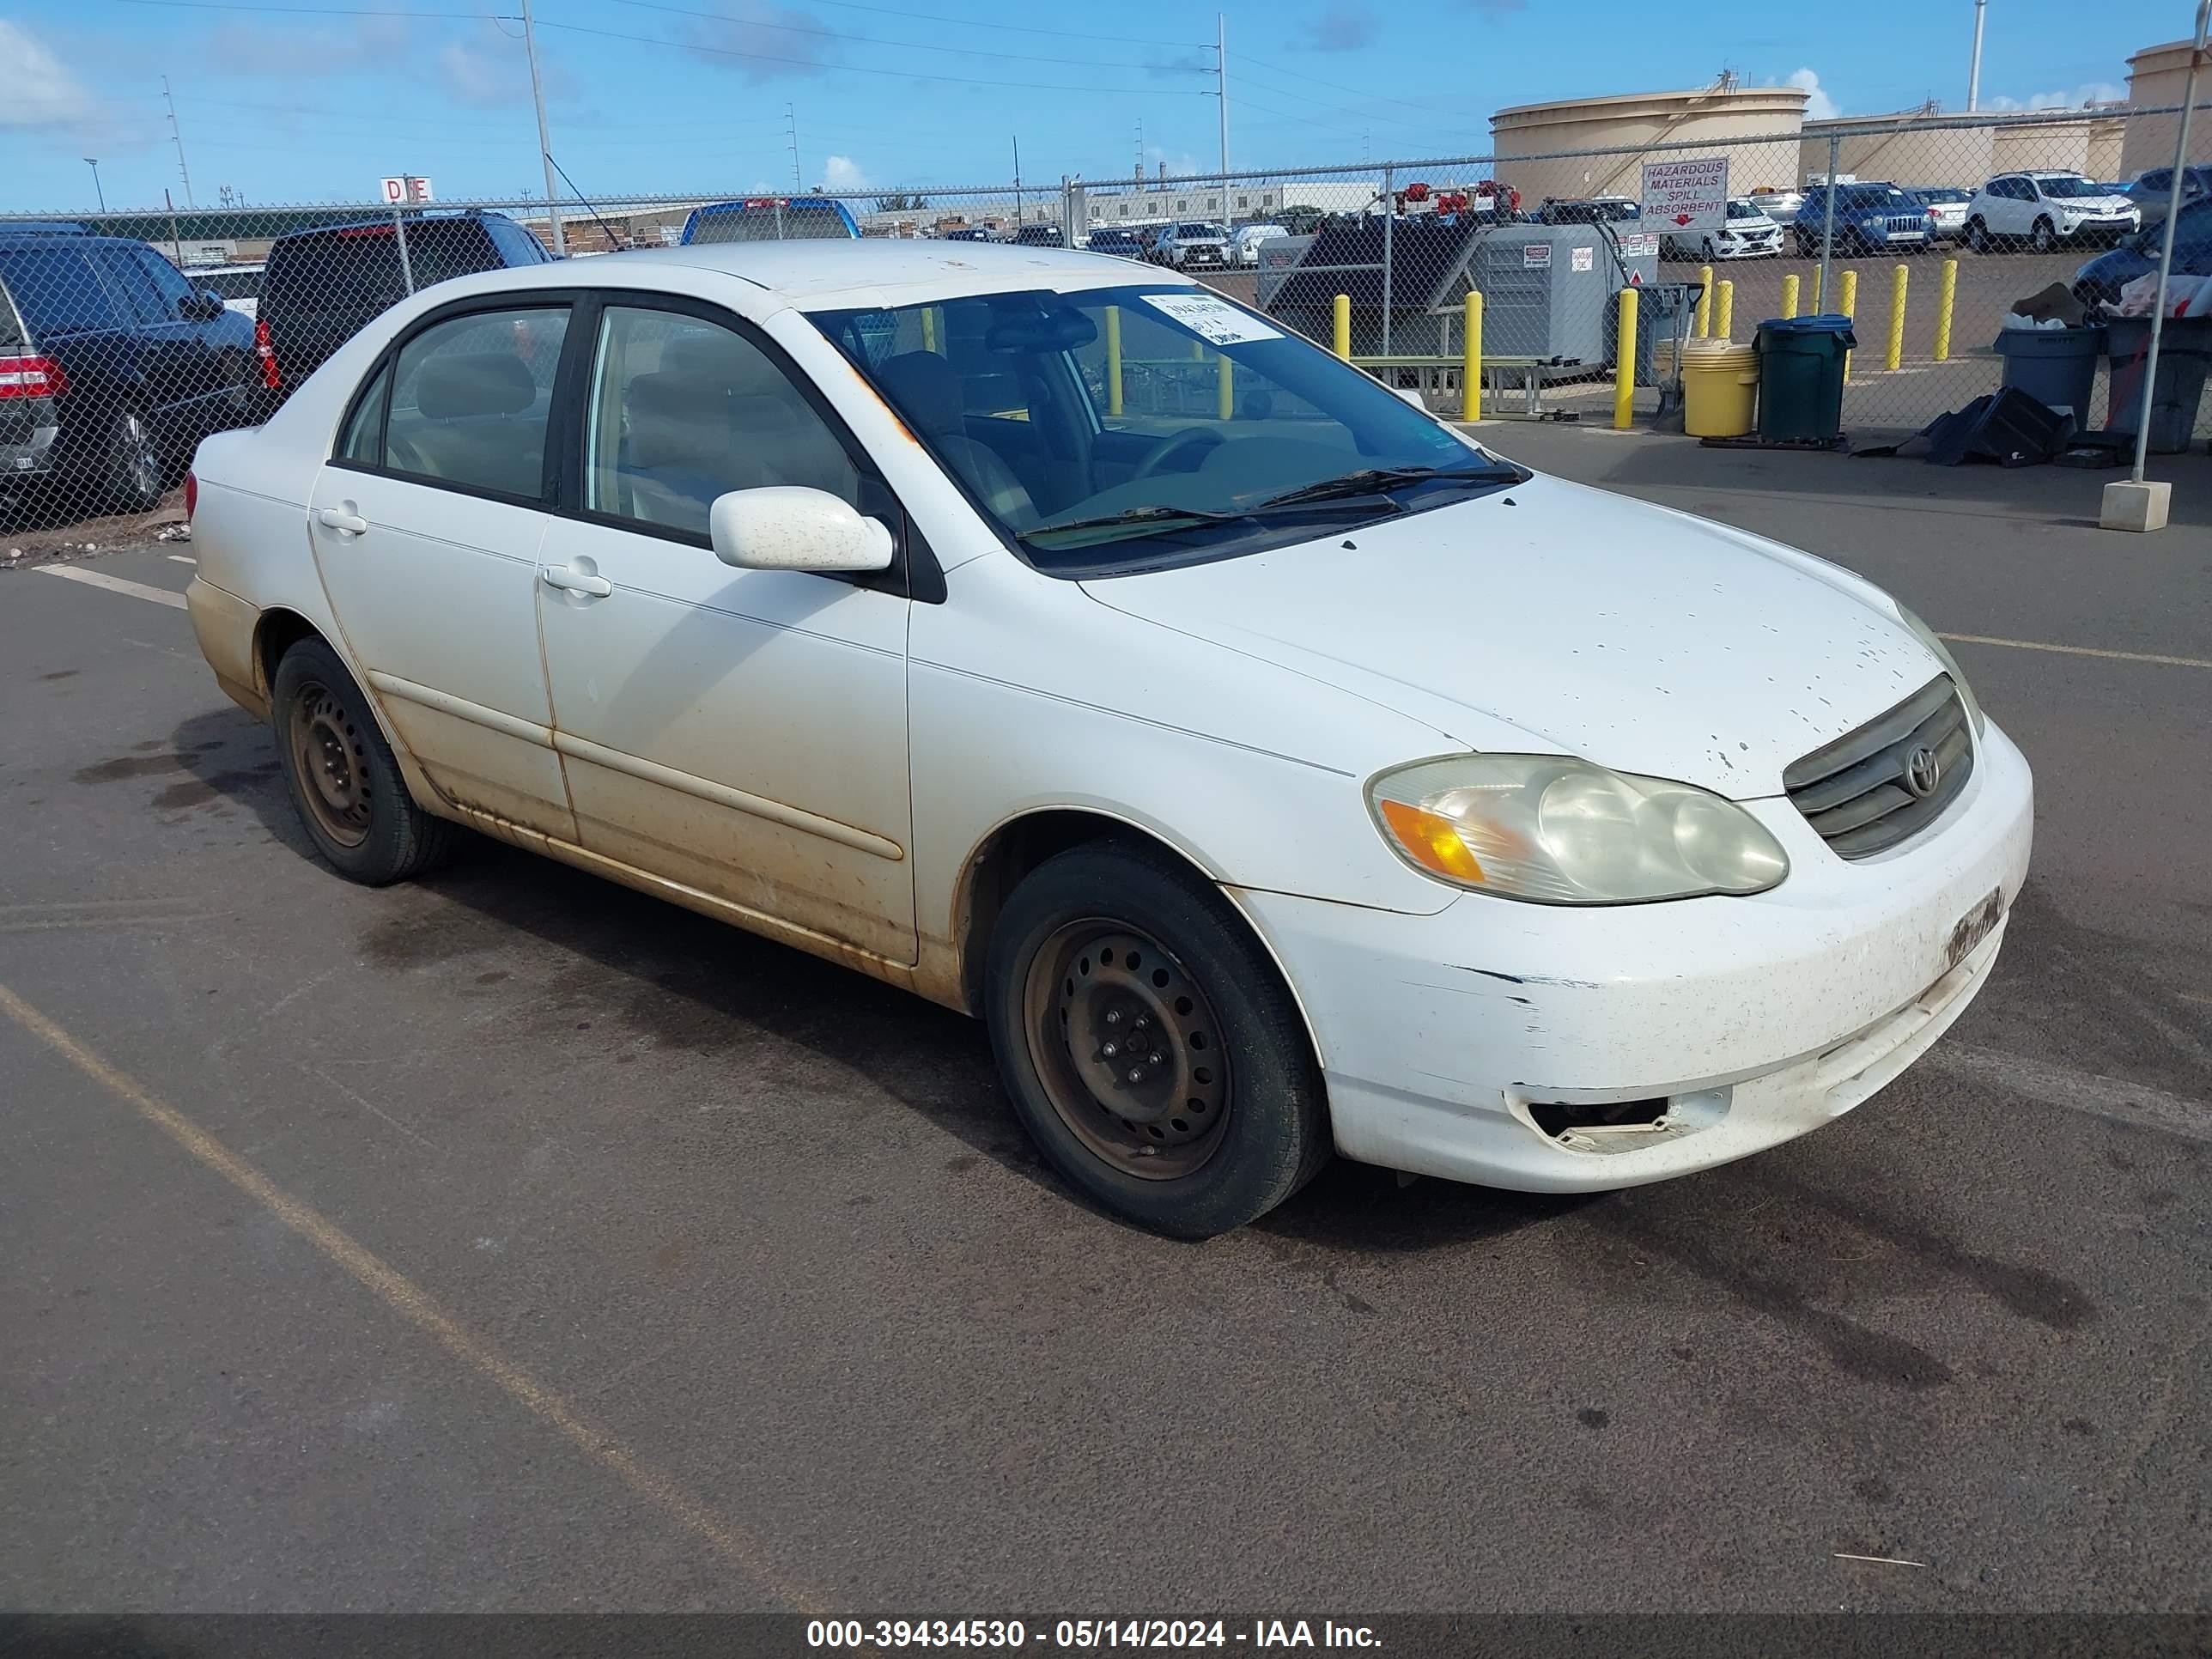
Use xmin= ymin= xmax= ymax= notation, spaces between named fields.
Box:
xmin=1904 ymin=744 xmax=1943 ymax=799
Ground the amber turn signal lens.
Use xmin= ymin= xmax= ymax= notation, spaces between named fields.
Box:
xmin=1378 ymin=798 xmax=1486 ymax=884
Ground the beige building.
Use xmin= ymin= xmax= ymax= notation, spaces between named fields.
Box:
xmin=1490 ymin=83 xmax=1808 ymax=206
xmin=2122 ymin=38 xmax=2212 ymax=178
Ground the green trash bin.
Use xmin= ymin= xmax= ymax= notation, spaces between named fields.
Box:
xmin=1755 ymin=313 xmax=1856 ymax=441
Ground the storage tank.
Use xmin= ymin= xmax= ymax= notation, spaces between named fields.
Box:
xmin=1491 ymin=83 xmax=1808 ymax=211
xmin=2123 ymin=40 xmax=2212 ymax=179
xmin=1800 ymin=114 xmax=1993 ymax=191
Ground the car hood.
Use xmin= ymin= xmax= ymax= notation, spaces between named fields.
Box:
xmin=2061 ymin=195 xmax=2136 ymax=214
xmin=1079 ymin=474 xmax=1942 ymax=800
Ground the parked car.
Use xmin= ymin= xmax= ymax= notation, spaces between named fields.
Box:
xmin=1539 ymin=196 xmax=1640 ymax=226
xmin=1747 ymin=186 xmax=1803 ymax=225
xmin=680 ymin=196 xmax=860 ymax=244
xmin=1152 ymin=222 xmax=1233 ymax=269
xmin=255 ymin=210 xmax=550 ymax=409
xmin=181 ymin=239 xmax=2031 ymax=1237
xmin=1231 ymin=223 xmax=1289 ymax=267
xmin=942 ymin=226 xmax=1000 ymax=243
xmin=1012 ymin=224 xmax=1066 ymax=248
xmin=1660 ymin=198 xmax=1782 ymax=261
xmin=1964 ymin=172 xmax=2139 ymax=253
xmin=1792 ymin=184 xmax=1932 ymax=255
xmin=2071 ymin=198 xmax=2212 ymax=308
xmin=2124 ymin=164 xmax=2212 ymax=227
xmin=1 ymin=222 xmax=258 ymax=511
xmin=1084 ymin=228 xmax=1149 ymax=261
xmin=188 ymin=261 xmax=265 ymax=320
xmin=1906 ymin=186 xmax=1972 ymax=240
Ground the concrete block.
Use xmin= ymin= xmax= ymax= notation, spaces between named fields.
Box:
xmin=2100 ymin=480 xmax=2171 ymax=533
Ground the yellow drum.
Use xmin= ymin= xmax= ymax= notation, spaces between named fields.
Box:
xmin=1681 ymin=339 xmax=1759 ymax=438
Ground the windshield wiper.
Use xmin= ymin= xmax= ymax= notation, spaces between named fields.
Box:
xmin=1022 ymin=504 xmax=1249 ymax=544
xmin=1249 ymin=463 xmax=1521 ymax=510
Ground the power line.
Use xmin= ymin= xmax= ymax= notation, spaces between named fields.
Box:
xmin=112 ymin=0 xmax=503 ymax=14
xmin=611 ymin=0 xmax=1205 ymax=73
xmin=769 ymin=0 xmax=1199 ymax=48
xmin=532 ymin=18 xmax=1215 ymax=94
xmin=1230 ymin=58 xmax=1486 ymax=148
xmin=1234 ymin=48 xmax=1485 ymax=124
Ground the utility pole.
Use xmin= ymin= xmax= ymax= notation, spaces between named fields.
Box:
xmin=787 ymin=104 xmax=802 ymax=192
xmin=1134 ymin=118 xmax=1144 ymax=185
xmin=1966 ymin=0 xmax=1987 ymax=111
xmin=518 ymin=0 xmax=565 ymax=253
xmin=83 ymin=158 xmax=105 ymax=212
xmin=1012 ymin=136 xmax=1023 ymax=227
xmin=1215 ymin=13 xmax=1230 ymax=212
xmin=161 ymin=76 xmax=194 ymax=207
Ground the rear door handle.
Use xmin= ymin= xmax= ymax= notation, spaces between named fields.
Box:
xmin=541 ymin=564 xmax=612 ymax=599
xmin=316 ymin=507 xmax=369 ymax=536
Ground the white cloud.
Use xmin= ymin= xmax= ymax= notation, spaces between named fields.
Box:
xmin=2006 ymin=80 xmax=2128 ymax=111
xmin=1787 ymin=67 xmax=1839 ymax=121
xmin=679 ymin=2 xmax=833 ymax=85
xmin=822 ymin=155 xmax=867 ymax=190
xmin=0 ymin=21 xmax=100 ymax=132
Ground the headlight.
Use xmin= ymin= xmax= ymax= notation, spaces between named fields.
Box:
xmin=1896 ymin=605 xmax=1986 ymax=736
xmin=1368 ymin=756 xmax=1789 ymax=904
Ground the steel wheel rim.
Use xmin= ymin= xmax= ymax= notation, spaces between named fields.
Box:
xmin=289 ymin=678 xmax=373 ymax=848
xmin=1022 ymin=920 xmax=1231 ymax=1181
xmin=118 ymin=414 xmax=159 ymax=501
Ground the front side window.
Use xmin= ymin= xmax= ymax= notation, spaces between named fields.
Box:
xmin=812 ymin=284 xmax=1519 ymax=575
xmin=380 ymin=306 xmax=568 ymax=500
xmin=134 ymin=247 xmax=202 ymax=314
xmin=95 ymin=247 xmax=169 ymax=325
xmin=581 ymin=304 xmax=860 ymax=538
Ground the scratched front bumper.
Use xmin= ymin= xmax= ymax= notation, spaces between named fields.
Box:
xmin=1232 ymin=720 xmax=2034 ymax=1193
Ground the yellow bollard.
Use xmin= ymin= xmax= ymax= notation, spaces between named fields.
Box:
xmin=1462 ymin=290 xmax=1483 ymax=422
xmin=1886 ymin=264 xmax=1908 ymax=373
xmin=1716 ymin=278 xmax=1735 ymax=341
xmin=1217 ymin=354 xmax=1234 ymax=422
xmin=1810 ymin=269 xmax=1823 ymax=313
xmin=1934 ymin=258 xmax=1958 ymax=362
xmin=1839 ymin=268 xmax=1858 ymax=385
xmin=1104 ymin=306 xmax=1122 ymax=417
xmin=1333 ymin=293 xmax=1351 ymax=362
xmin=1613 ymin=286 xmax=1638 ymax=429
xmin=1696 ymin=264 xmax=1714 ymax=338
xmin=921 ymin=306 xmax=938 ymax=354
xmin=1781 ymin=272 xmax=1801 ymax=320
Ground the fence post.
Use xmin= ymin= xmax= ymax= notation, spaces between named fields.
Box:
xmin=1887 ymin=264 xmax=1908 ymax=372
xmin=1696 ymin=264 xmax=1714 ymax=338
xmin=1104 ymin=305 xmax=1122 ymax=416
xmin=393 ymin=208 xmax=416 ymax=295
xmin=1380 ymin=165 xmax=1395 ymax=356
xmin=1934 ymin=259 xmax=1958 ymax=362
xmin=1462 ymin=290 xmax=1482 ymax=422
xmin=1716 ymin=279 xmax=1734 ymax=341
xmin=1817 ymin=133 xmax=1839 ymax=313
xmin=1781 ymin=272 xmax=1800 ymax=320
xmin=1839 ymin=267 xmax=1858 ymax=385
xmin=1613 ymin=286 xmax=1638 ymax=429
xmin=1333 ymin=293 xmax=1351 ymax=361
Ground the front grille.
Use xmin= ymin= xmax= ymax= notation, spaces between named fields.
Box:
xmin=1885 ymin=216 xmax=1924 ymax=236
xmin=1784 ymin=676 xmax=1973 ymax=859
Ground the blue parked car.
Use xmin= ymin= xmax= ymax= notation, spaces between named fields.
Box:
xmin=1792 ymin=183 xmax=1933 ymax=256
xmin=2072 ymin=199 xmax=2212 ymax=309
xmin=2124 ymin=165 xmax=2212 ymax=228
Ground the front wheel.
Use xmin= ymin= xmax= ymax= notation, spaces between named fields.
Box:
xmin=106 ymin=408 xmax=164 ymax=512
xmin=1965 ymin=216 xmax=1990 ymax=253
xmin=2031 ymin=217 xmax=2056 ymax=253
xmin=271 ymin=635 xmax=453 ymax=884
xmin=983 ymin=842 xmax=1331 ymax=1237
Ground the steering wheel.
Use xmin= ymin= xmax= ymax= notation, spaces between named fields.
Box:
xmin=1131 ymin=426 xmax=1225 ymax=482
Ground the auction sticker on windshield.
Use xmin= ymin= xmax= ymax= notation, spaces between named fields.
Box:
xmin=1141 ymin=293 xmax=1283 ymax=345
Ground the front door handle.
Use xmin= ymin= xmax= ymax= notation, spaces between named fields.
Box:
xmin=541 ymin=564 xmax=612 ymax=599
xmin=316 ymin=507 xmax=368 ymax=536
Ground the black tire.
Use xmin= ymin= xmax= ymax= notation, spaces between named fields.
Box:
xmin=1965 ymin=216 xmax=1989 ymax=253
xmin=983 ymin=841 xmax=1330 ymax=1237
xmin=270 ymin=635 xmax=453 ymax=884
xmin=2031 ymin=217 xmax=2055 ymax=254
xmin=1700 ymin=236 xmax=1716 ymax=262
xmin=216 ymin=349 xmax=257 ymax=422
xmin=106 ymin=407 xmax=164 ymax=512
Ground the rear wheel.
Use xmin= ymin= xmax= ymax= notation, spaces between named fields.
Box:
xmin=216 ymin=348 xmax=256 ymax=421
xmin=1965 ymin=216 xmax=1990 ymax=253
xmin=271 ymin=635 xmax=453 ymax=884
xmin=984 ymin=842 xmax=1330 ymax=1237
xmin=105 ymin=408 xmax=163 ymax=512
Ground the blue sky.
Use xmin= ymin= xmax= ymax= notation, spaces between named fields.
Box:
xmin=0 ymin=0 xmax=2173 ymax=212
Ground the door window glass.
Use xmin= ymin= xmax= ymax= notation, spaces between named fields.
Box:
xmin=134 ymin=247 xmax=203 ymax=316
xmin=97 ymin=247 xmax=170 ymax=325
xmin=381 ymin=307 xmax=568 ymax=500
xmin=582 ymin=305 xmax=860 ymax=538
xmin=339 ymin=363 xmax=391 ymax=465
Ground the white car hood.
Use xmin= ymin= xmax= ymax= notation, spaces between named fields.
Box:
xmin=2060 ymin=194 xmax=2133 ymax=214
xmin=1080 ymin=474 xmax=1942 ymax=799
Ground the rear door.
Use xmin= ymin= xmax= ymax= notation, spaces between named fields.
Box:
xmin=263 ymin=226 xmax=410 ymax=390
xmin=309 ymin=297 xmax=579 ymax=841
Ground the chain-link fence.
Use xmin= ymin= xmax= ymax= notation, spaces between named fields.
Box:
xmin=4 ymin=102 xmax=2207 ymax=539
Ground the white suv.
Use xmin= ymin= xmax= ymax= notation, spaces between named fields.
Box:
xmin=1152 ymin=222 xmax=1232 ymax=270
xmin=1965 ymin=173 xmax=2141 ymax=253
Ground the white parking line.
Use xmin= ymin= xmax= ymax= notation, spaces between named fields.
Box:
xmin=33 ymin=566 xmax=187 ymax=611
xmin=1927 ymin=1044 xmax=2212 ymax=1145
xmin=1939 ymin=632 xmax=2212 ymax=671
xmin=167 ymin=554 xmax=198 ymax=565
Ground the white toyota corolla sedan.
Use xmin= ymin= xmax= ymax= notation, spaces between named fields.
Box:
xmin=183 ymin=240 xmax=2032 ymax=1237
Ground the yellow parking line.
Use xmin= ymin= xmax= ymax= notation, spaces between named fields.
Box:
xmin=0 ymin=981 xmax=823 ymax=1613
xmin=1939 ymin=632 xmax=2212 ymax=671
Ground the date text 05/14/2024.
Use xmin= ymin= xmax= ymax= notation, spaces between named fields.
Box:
xmin=805 ymin=1620 xmax=1382 ymax=1649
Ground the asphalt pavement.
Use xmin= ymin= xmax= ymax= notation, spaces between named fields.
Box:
xmin=2 ymin=439 xmax=2208 ymax=1617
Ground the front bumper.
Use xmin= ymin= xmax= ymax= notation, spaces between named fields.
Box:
xmin=1711 ymin=235 xmax=1781 ymax=259
xmin=1233 ymin=720 xmax=2033 ymax=1193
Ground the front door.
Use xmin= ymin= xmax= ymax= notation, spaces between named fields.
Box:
xmin=310 ymin=301 xmax=578 ymax=842
xmin=534 ymin=298 xmax=917 ymax=963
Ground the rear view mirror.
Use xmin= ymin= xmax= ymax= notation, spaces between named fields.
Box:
xmin=709 ymin=487 xmax=895 ymax=574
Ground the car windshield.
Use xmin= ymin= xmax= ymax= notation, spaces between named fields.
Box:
xmin=811 ymin=283 xmax=1523 ymax=575
xmin=1841 ymin=187 xmax=1911 ymax=209
xmin=2036 ymin=176 xmax=2108 ymax=199
xmin=1725 ymin=200 xmax=1763 ymax=219
xmin=1176 ymin=224 xmax=1224 ymax=238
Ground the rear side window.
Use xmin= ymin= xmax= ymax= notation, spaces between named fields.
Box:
xmin=483 ymin=219 xmax=548 ymax=264
xmin=0 ymin=246 xmax=125 ymax=336
xmin=379 ymin=307 xmax=569 ymax=500
xmin=338 ymin=362 xmax=391 ymax=465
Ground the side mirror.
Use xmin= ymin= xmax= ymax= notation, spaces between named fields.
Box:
xmin=709 ymin=486 xmax=895 ymax=574
xmin=182 ymin=291 xmax=226 ymax=321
